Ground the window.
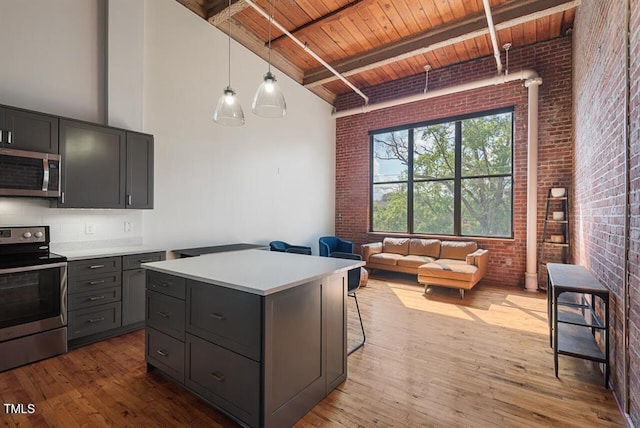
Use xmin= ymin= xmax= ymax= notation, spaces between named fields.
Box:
xmin=371 ymin=108 xmax=514 ymax=238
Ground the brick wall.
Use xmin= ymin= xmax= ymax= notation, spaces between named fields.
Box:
xmin=573 ymin=0 xmax=638 ymax=422
xmin=630 ymin=0 xmax=640 ymax=423
xmin=334 ymin=36 xmax=573 ymax=288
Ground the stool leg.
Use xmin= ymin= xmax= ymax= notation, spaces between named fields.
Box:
xmin=348 ymin=292 xmax=365 ymax=355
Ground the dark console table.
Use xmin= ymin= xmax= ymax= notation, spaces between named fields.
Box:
xmin=173 ymin=243 xmax=268 ymax=258
xmin=546 ymin=263 xmax=609 ymax=387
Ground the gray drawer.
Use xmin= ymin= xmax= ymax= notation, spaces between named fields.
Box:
xmin=68 ymin=272 xmax=121 ymax=294
xmin=146 ymin=327 xmax=185 ymax=383
xmin=123 ymin=252 xmax=165 ymax=270
xmin=186 ymin=280 xmax=262 ymax=361
xmin=147 ymin=290 xmax=185 ymax=341
xmin=68 ymin=286 xmax=121 ymax=311
xmin=69 ymin=257 xmax=121 ymax=277
xmin=146 ymin=271 xmax=185 ymax=300
xmin=186 ymin=334 xmax=260 ymax=427
xmin=68 ymin=303 xmax=121 ymax=340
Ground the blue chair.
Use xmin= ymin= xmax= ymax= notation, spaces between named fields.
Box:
xmin=269 ymin=240 xmax=312 ymax=254
xmin=318 ymin=236 xmax=353 ymax=257
xmin=331 ymin=251 xmax=366 ymax=354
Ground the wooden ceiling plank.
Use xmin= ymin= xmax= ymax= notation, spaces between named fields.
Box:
xmin=303 ymin=0 xmax=580 ymax=87
xmin=509 ymin=23 xmax=525 ymax=46
xmin=415 ymin=0 xmax=444 ymax=27
xmin=548 ymin=11 xmax=563 ymax=37
xmin=271 ymin=0 xmax=365 ymax=45
xmin=433 ymin=0 xmax=456 ymax=23
xmin=379 ymin=0 xmax=414 ymax=39
xmin=364 ymin=2 xmax=399 ymax=45
xmin=393 ymin=0 xmax=422 ymax=34
xmin=522 ymin=20 xmax=537 ymax=45
xmin=337 ymin=15 xmax=375 ymax=52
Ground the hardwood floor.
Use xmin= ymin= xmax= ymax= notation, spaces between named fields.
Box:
xmin=1 ymin=273 xmax=625 ymax=427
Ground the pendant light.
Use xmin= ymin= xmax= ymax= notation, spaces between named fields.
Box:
xmin=252 ymin=0 xmax=286 ymax=118
xmin=213 ymin=0 xmax=245 ymax=126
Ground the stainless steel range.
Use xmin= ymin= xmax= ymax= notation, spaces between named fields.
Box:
xmin=0 ymin=226 xmax=67 ymax=372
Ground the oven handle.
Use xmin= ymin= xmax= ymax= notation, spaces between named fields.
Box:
xmin=0 ymin=261 xmax=68 ymax=275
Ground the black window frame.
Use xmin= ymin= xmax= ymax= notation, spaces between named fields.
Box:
xmin=369 ymin=107 xmax=515 ymax=239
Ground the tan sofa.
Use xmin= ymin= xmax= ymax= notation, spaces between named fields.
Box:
xmin=361 ymin=237 xmax=489 ymax=298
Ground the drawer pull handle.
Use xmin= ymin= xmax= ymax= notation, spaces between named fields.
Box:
xmin=139 ymin=258 xmax=154 ymax=263
xmin=210 ymin=372 xmax=225 ymax=382
xmin=156 ymin=349 xmax=169 ymax=357
xmin=210 ymin=313 xmax=225 ymax=321
xmin=88 ymin=280 xmax=105 ymax=285
xmin=157 ymin=311 xmax=169 ymax=318
xmin=89 ymin=264 xmax=105 ymax=269
xmin=88 ymin=295 xmax=105 ymax=301
xmin=87 ymin=317 xmax=105 ymax=323
xmin=154 ymin=282 xmax=169 ymax=288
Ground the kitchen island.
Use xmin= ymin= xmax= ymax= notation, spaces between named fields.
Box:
xmin=141 ymin=249 xmax=364 ymax=428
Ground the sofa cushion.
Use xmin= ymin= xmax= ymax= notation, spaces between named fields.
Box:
xmin=397 ymin=255 xmax=435 ymax=269
xmin=409 ymin=239 xmax=441 ymax=258
xmin=418 ymin=259 xmax=478 ymax=281
xmin=382 ymin=238 xmax=410 ymax=255
xmin=439 ymin=241 xmax=478 ymax=260
xmin=369 ymin=252 xmax=404 ymax=266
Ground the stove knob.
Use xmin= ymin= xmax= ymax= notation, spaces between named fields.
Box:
xmin=23 ymin=232 xmax=32 ymax=239
xmin=35 ymin=231 xmax=44 ymax=238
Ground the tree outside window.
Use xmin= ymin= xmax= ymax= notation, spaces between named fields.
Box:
xmin=370 ymin=109 xmax=514 ymax=238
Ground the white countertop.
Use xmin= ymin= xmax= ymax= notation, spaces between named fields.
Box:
xmin=142 ymin=249 xmax=364 ymax=296
xmin=55 ymin=246 xmax=165 ymax=261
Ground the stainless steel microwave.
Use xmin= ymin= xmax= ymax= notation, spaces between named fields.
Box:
xmin=0 ymin=148 xmax=61 ymax=197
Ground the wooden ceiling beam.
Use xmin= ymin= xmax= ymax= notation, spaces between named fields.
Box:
xmin=175 ymin=0 xmax=209 ymax=19
xmin=303 ymin=0 xmax=580 ymax=87
xmin=207 ymin=0 xmax=249 ymax=26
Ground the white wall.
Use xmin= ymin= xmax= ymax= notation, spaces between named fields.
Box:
xmin=0 ymin=0 xmax=336 ymax=253
xmin=0 ymin=0 xmax=105 ymax=122
xmin=142 ymin=0 xmax=335 ymax=252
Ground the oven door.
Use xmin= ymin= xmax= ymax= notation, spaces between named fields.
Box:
xmin=0 ymin=262 xmax=67 ymax=343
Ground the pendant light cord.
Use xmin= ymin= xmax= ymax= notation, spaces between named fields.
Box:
xmin=227 ymin=0 xmax=232 ymax=87
xmin=267 ymin=0 xmax=272 ymax=73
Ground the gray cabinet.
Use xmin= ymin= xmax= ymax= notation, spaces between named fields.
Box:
xmin=146 ymin=270 xmax=186 ymax=383
xmin=0 ymin=104 xmax=59 ymax=153
xmin=58 ymin=119 xmax=154 ymax=209
xmin=67 ymin=257 xmax=123 ymax=341
xmin=122 ymin=252 xmax=164 ymax=326
xmin=146 ymin=272 xmax=348 ymax=428
xmin=59 ymin=119 xmax=126 ymax=208
xmin=68 ymin=251 xmax=165 ymax=348
xmin=126 ymin=131 xmax=154 ymax=209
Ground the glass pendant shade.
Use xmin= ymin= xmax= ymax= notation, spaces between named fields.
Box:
xmin=213 ymin=86 xmax=245 ymax=126
xmin=252 ymin=72 xmax=286 ymax=118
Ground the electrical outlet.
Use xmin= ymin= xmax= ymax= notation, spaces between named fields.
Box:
xmin=85 ymin=223 xmax=95 ymax=234
xmin=124 ymin=221 xmax=133 ymax=233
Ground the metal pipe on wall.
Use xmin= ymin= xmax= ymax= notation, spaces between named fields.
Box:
xmin=482 ymin=0 xmax=504 ymax=75
xmin=524 ymin=77 xmax=543 ymax=292
xmin=332 ymin=69 xmax=539 ymax=118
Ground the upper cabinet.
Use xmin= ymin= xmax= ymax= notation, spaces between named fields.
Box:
xmin=126 ymin=131 xmax=154 ymax=209
xmin=0 ymin=104 xmax=59 ymax=153
xmin=58 ymin=119 xmax=154 ymax=209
